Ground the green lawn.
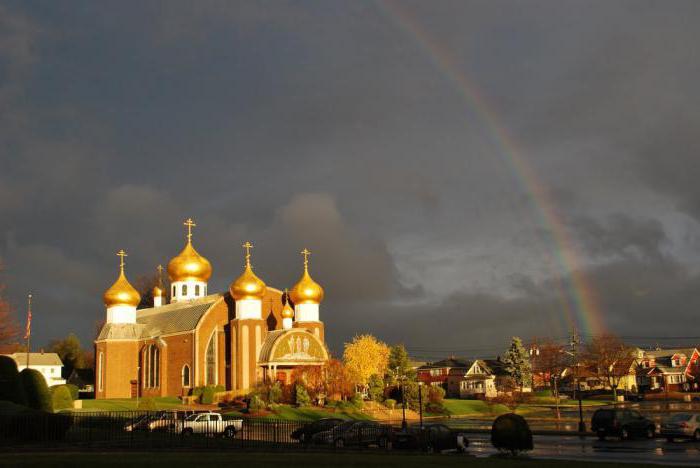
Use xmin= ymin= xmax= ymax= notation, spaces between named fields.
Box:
xmin=77 ymin=397 xmax=184 ymax=412
xmin=0 ymin=452 xmax=681 ymax=468
xmin=223 ymin=404 xmax=371 ymax=422
xmin=442 ymin=398 xmax=607 ymax=418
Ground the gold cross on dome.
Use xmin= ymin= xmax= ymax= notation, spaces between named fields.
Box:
xmin=117 ymin=249 xmax=128 ymax=271
xmin=157 ymin=264 xmax=163 ymax=275
xmin=301 ymin=248 xmax=311 ymax=269
xmin=184 ymin=218 xmax=196 ymax=242
xmin=242 ymin=241 xmax=253 ymax=265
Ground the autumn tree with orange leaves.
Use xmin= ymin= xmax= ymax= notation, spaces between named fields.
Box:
xmin=0 ymin=264 xmax=19 ymax=352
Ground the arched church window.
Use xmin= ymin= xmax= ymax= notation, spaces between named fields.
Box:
xmin=182 ymin=364 xmax=191 ymax=387
xmin=145 ymin=344 xmax=160 ymax=388
xmin=172 ymin=285 xmax=176 ymax=297
xmin=205 ymin=332 xmax=216 ymax=385
xmin=195 ymin=285 xmax=200 ymax=296
xmin=182 ymin=284 xmax=187 ymax=296
xmin=98 ymin=352 xmax=104 ymax=391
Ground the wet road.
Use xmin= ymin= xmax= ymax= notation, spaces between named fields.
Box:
xmin=466 ymin=433 xmax=700 ymax=466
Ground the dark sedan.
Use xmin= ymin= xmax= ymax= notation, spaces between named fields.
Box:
xmin=291 ymin=418 xmax=344 ymax=444
xmin=311 ymin=421 xmax=391 ymax=448
xmin=393 ymin=424 xmax=468 ymax=453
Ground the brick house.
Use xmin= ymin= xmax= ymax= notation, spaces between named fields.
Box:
xmin=417 ymin=358 xmax=470 ymax=390
xmin=95 ymin=221 xmax=329 ymax=399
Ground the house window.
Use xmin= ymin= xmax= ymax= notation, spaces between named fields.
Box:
xmin=205 ymin=332 xmax=217 ymax=385
xmin=182 ymin=284 xmax=187 ymax=296
xmin=144 ymin=344 xmax=160 ymax=388
xmin=182 ymin=364 xmax=191 ymax=387
xmin=98 ymin=352 xmax=104 ymax=392
xmin=195 ymin=285 xmax=200 ymax=296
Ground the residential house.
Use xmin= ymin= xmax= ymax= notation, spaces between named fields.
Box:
xmin=638 ymin=348 xmax=700 ymax=392
xmin=4 ymin=352 xmax=66 ymax=387
xmin=417 ymin=357 xmax=470 ymax=390
xmin=446 ymin=360 xmax=497 ymax=399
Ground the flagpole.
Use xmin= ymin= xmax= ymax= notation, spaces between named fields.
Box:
xmin=25 ymin=293 xmax=32 ymax=369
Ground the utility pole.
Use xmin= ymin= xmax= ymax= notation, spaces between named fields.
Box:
xmin=570 ymin=328 xmax=585 ymax=433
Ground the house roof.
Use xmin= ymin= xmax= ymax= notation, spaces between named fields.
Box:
xmin=645 ymin=348 xmax=697 ymax=359
xmin=4 ymin=352 xmax=63 ymax=366
xmin=96 ymin=294 xmax=220 ymax=341
xmin=419 ymin=357 xmax=471 ymax=369
xmin=483 ymin=359 xmax=509 ymax=376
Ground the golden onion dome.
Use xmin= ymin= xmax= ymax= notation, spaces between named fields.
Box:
xmin=281 ymin=290 xmax=294 ymax=319
xmin=289 ymin=248 xmax=324 ymax=305
xmin=230 ymin=241 xmax=267 ymax=301
xmin=104 ymin=250 xmax=141 ymax=308
xmin=167 ymin=219 xmax=212 ymax=282
xmin=153 ymin=264 xmax=164 ymax=297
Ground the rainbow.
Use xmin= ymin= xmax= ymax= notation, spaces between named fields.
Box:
xmin=377 ymin=0 xmax=605 ymax=337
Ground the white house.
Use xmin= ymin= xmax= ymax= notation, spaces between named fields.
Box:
xmin=4 ymin=352 xmax=66 ymax=387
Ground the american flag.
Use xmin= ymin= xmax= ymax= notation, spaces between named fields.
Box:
xmin=24 ymin=294 xmax=31 ymax=340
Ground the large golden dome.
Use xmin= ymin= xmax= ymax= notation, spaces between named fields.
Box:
xmin=289 ymin=248 xmax=324 ymax=305
xmin=104 ymin=250 xmax=141 ymax=308
xmin=167 ymin=219 xmax=212 ymax=282
xmin=230 ymin=241 xmax=267 ymax=301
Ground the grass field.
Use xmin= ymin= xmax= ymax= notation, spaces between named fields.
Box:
xmin=0 ymin=452 xmax=681 ymax=468
xmin=441 ymin=398 xmax=608 ymax=418
xmin=245 ymin=405 xmax=370 ymax=421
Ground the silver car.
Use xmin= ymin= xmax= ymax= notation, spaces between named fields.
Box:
xmin=660 ymin=413 xmax=700 ymax=442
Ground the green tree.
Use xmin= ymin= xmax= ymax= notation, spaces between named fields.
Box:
xmin=48 ymin=333 xmax=86 ymax=377
xmin=0 ymin=267 xmax=19 ymax=348
xmin=268 ymin=381 xmax=283 ymax=404
xmin=367 ymin=373 xmax=385 ymax=401
xmin=387 ymin=344 xmax=414 ymax=383
xmin=295 ymin=384 xmax=311 ymax=407
xmin=20 ymin=368 xmax=52 ymax=412
xmin=502 ymin=337 xmax=532 ymax=393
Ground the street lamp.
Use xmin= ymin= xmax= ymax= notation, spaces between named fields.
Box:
xmin=401 ymin=376 xmax=407 ymax=430
xmin=418 ymin=381 xmax=424 ymax=429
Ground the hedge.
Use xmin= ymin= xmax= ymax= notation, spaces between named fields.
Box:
xmin=50 ymin=385 xmax=74 ymax=411
xmin=491 ymin=413 xmax=533 ymax=456
xmin=19 ymin=368 xmax=52 ymax=412
xmin=0 ymin=356 xmax=27 ymax=405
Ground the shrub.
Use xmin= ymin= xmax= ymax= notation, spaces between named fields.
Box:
xmin=384 ymin=398 xmax=396 ymax=410
xmin=268 ymin=382 xmax=283 ymax=404
xmin=491 ymin=413 xmax=533 ymax=456
xmin=190 ymin=386 xmax=205 ymax=397
xmin=64 ymin=384 xmax=79 ymax=401
xmin=214 ymin=384 xmax=225 ymax=393
xmin=20 ymin=368 xmax=52 ymax=412
xmin=350 ymin=392 xmax=364 ymax=409
xmin=201 ymin=385 xmax=217 ymax=404
xmin=295 ymin=385 xmax=311 ymax=407
xmin=0 ymin=356 xmax=26 ymax=405
xmin=249 ymin=394 xmax=266 ymax=412
xmin=137 ymin=398 xmax=157 ymax=411
xmin=427 ymin=386 xmax=445 ymax=404
xmin=50 ymin=385 xmax=74 ymax=411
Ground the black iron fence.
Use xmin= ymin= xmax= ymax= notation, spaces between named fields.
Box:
xmin=0 ymin=411 xmax=394 ymax=451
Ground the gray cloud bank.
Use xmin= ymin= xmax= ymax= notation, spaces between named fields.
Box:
xmin=1 ymin=1 xmax=699 ymax=356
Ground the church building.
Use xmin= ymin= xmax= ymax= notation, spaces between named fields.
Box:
xmin=95 ymin=219 xmax=329 ymax=399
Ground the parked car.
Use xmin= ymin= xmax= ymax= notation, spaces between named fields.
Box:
xmin=172 ymin=411 xmax=243 ymax=438
xmin=591 ymin=408 xmax=656 ymax=440
xmin=311 ymin=421 xmax=391 ymax=448
xmin=392 ymin=423 xmax=468 ymax=453
xmin=660 ymin=413 xmax=700 ymax=442
xmin=291 ymin=418 xmax=344 ymax=444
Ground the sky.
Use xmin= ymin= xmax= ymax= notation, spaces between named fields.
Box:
xmin=1 ymin=0 xmax=700 ymax=360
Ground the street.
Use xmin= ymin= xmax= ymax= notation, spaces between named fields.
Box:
xmin=467 ymin=433 xmax=700 ymax=466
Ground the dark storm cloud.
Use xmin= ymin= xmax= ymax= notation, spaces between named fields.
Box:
xmin=1 ymin=1 xmax=700 ymax=355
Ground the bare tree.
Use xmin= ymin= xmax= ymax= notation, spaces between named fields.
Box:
xmin=0 ymin=264 xmax=19 ymax=347
xmin=584 ymin=334 xmax=634 ymax=401
xmin=531 ymin=339 xmax=569 ymax=419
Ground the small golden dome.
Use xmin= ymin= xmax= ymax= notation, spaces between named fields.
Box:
xmin=289 ymin=248 xmax=324 ymax=305
xmin=281 ymin=290 xmax=294 ymax=319
xmin=104 ymin=250 xmax=141 ymax=308
xmin=230 ymin=241 xmax=267 ymax=301
xmin=167 ymin=219 xmax=212 ymax=282
xmin=153 ymin=264 xmax=164 ymax=297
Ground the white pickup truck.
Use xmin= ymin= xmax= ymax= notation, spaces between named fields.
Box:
xmin=174 ymin=411 xmax=243 ymax=438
